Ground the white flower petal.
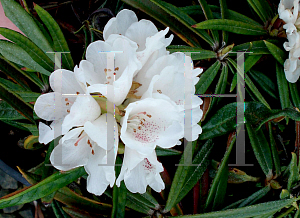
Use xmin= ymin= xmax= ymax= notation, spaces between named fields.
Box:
xmin=50 ymin=69 xmax=84 ymax=94
xmin=62 ymin=95 xmax=101 ymax=133
xmin=121 ymin=98 xmax=183 ymax=155
xmin=103 ymin=9 xmax=138 ymax=40
xmin=38 ymin=120 xmax=63 ymax=144
xmin=85 ymin=40 xmax=112 ymax=76
xmin=50 ymin=128 xmax=90 ymax=171
xmin=84 ymin=113 xmax=118 ymax=150
xmin=117 ymin=148 xmax=164 ymax=193
xmin=125 ymin=19 xmax=158 ymax=51
xmin=85 ymin=145 xmax=116 ymax=195
xmin=34 ymin=92 xmax=69 ymax=121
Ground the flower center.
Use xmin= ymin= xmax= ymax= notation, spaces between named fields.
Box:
xmin=127 ymin=112 xmax=162 ymax=143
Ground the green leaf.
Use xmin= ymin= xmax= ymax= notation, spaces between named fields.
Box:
xmin=245 ymin=55 xmax=262 ymax=73
xmin=238 ymin=185 xmax=271 ymax=207
xmin=249 ymin=70 xmax=277 ymax=99
xmin=247 ymin=0 xmax=273 ymax=23
xmin=246 ymin=124 xmax=273 ymax=176
xmin=264 ymin=41 xmax=287 ymax=65
xmin=171 ymin=198 xmax=298 ymax=218
xmin=121 ymin=0 xmax=202 ymax=47
xmin=289 ymin=82 xmax=300 ymax=109
xmin=127 ymin=192 xmax=159 ymax=210
xmin=149 ymin=0 xmax=214 ymax=46
xmin=0 ymin=40 xmax=51 ymax=76
xmin=205 ymin=135 xmax=235 ymax=211
xmin=228 ymin=57 xmax=271 ymax=109
xmin=276 ymin=62 xmax=290 ymax=110
xmin=112 ymin=157 xmax=127 ymax=218
xmin=268 ymin=123 xmax=281 ymax=177
xmin=0 ymin=83 xmax=35 ymax=123
xmin=55 ymin=187 xmax=112 ymax=213
xmin=230 ymin=73 xmax=237 ymax=92
xmin=155 ymin=146 xmax=182 ymax=156
xmin=227 ymin=168 xmax=260 ymax=183
xmin=0 ymin=78 xmax=26 ymax=92
xmin=233 ymin=40 xmax=272 ymax=55
xmin=193 ymin=19 xmax=267 ymax=36
xmin=164 ymin=140 xmax=213 ymax=212
xmin=167 ymin=45 xmax=216 ymax=60
xmin=0 ymin=28 xmax=54 ymax=72
xmin=51 ymin=200 xmax=70 ymax=218
xmin=0 ymin=55 xmax=44 ymax=89
xmin=211 ymin=64 xmax=228 ymax=107
xmin=196 ymin=61 xmax=221 ymax=94
xmin=0 ymin=167 xmax=86 ymax=209
xmin=245 ymin=75 xmax=271 ymax=109
xmin=197 ymin=0 xmax=219 ymax=47
xmin=0 ymin=101 xmax=29 ymax=121
xmin=180 ymin=5 xmax=262 ymax=27
xmin=287 ymin=153 xmax=299 ymax=192
xmin=125 ymin=194 xmax=154 ymax=215
xmin=34 ymin=4 xmax=74 ymax=70
xmin=0 ymin=0 xmax=53 ymax=54
xmin=219 ymin=0 xmax=228 ymax=44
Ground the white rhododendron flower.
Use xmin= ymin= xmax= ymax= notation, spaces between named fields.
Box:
xmin=120 ymin=98 xmax=183 ymax=155
xmin=142 ymin=53 xmax=203 ymax=140
xmin=279 ymin=0 xmax=300 ymax=82
xmin=34 ymin=69 xmax=100 ymax=144
xmin=80 ymin=35 xmax=141 ymax=106
xmin=50 ymin=113 xmax=118 ymax=195
xmin=278 ymin=0 xmax=299 ymax=34
xmin=34 ymin=8 xmax=203 ymax=196
xmin=116 ymin=147 xmax=164 ymax=193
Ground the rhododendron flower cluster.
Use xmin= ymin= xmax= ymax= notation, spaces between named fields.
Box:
xmin=278 ymin=0 xmax=300 ymax=82
xmin=34 ymin=9 xmax=203 ymax=195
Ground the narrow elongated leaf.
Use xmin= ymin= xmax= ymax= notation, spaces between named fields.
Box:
xmin=167 ymin=45 xmax=216 ymax=60
xmin=289 ymin=82 xmax=300 ymax=109
xmin=18 ymin=168 xmax=112 ymax=213
xmin=0 ymin=167 xmax=86 ymax=209
xmin=125 ymin=194 xmax=154 ymax=215
xmin=0 ymin=78 xmax=25 ymax=92
xmin=287 ymin=153 xmax=299 ymax=192
xmin=196 ymin=61 xmax=221 ymax=94
xmin=51 ymin=200 xmax=69 ymax=218
xmin=245 ymin=74 xmax=271 ymax=109
xmin=238 ymin=185 xmax=271 ymax=207
xmin=0 ymin=28 xmax=54 ymax=72
xmin=155 ymin=146 xmax=182 ymax=156
xmin=197 ymin=0 xmax=219 ymax=46
xmin=233 ymin=40 xmax=271 ymax=55
xmin=0 ymin=40 xmax=51 ymax=76
xmin=268 ymin=123 xmax=281 ymax=177
xmin=211 ymin=64 xmax=228 ymax=107
xmin=164 ymin=140 xmax=213 ymax=212
xmin=276 ymin=62 xmax=290 ymax=109
xmin=264 ymin=41 xmax=287 ymax=65
xmin=112 ymin=157 xmax=127 ymax=218
xmin=34 ymin=4 xmax=74 ymax=70
xmin=0 ymin=101 xmax=29 ymax=121
xmin=193 ymin=19 xmax=267 ymax=36
xmin=0 ymin=0 xmax=53 ymax=53
xmin=121 ymin=0 xmax=201 ymax=47
xmin=0 ymin=55 xmax=44 ymax=89
xmin=247 ymin=0 xmax=272 ymax=23
xmin=180 ymin=5 xmax=262 ymax=27
xmin=246 ymin=124 xmax=273 ymax=176
xmin=0 ymin=84 xmax=35 ymax=123
xmin=205 ymin=135 xmax=235 ymax=211
xmin=149 ymin=0 xmax=214 ymax=46
xmin=245 ymin=55 xmax=262 ymax=73
xmin=249 ymin=71 xmax=277 ymax=99
xmin=219 ymin=0 xmax=228 ymax=44
xmin=172 ymin=198 xmax=298 ymax=218
xmin=127 ymin=192 xmax=159 ymax=210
